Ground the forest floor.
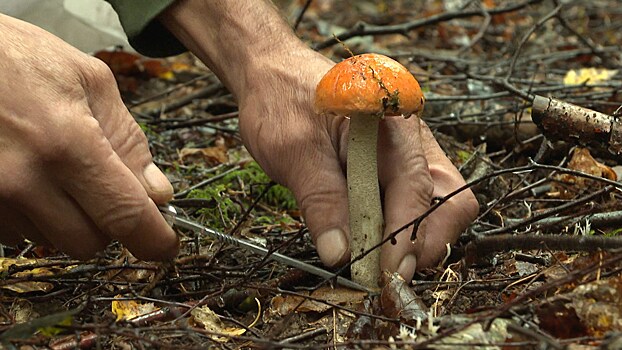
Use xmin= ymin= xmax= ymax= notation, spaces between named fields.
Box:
xmin=3 ymin=0 xmax=622 ymax=349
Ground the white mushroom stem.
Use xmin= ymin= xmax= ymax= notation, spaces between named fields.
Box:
xmin=347 ymin=113 xmax=383 ymax=290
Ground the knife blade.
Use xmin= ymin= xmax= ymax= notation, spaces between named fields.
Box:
xmin=159 ymin=205 xmax=372 ymax=293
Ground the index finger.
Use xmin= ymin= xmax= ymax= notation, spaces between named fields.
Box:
xmin=56 ymin=116 xmax=179 ymax=261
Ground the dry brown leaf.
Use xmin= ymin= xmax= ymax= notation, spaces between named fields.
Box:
xmin=94 ymin=49 xmax=177 ymax=80
xmin=94 ymin=50 xmax=140 ymax=76
xmin=550 ymin=147 xmax=616 ymax=198
xmin=269 ymin=286 xmax=366 ymax=316
xmin=178 ymin=145 xmax=229 ymax=166
xmin=102 ymin=249 xmax=157 ymax=288
xmin=536 ymin=271 xmax=622 ymax=338
xmin=380 ymin=272 xmax=427 ymax=323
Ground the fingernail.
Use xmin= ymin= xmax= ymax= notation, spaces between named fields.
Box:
xmin=397 ymin=254 xmax=417 ymax=282
xmin=144 ymin=163 xmax=173 ymax=197
xmin=316 ymin=229 xmax=348 ymax=267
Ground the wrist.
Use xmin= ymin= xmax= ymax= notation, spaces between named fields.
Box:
xmin=159 ymin=0 xmax=312 ymax=100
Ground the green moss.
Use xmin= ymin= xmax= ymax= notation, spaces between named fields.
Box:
xmin=604 ymin=227 xmax=622 ymax=237
xmin=224 ymin=162 xmax=297 ymax=211
xmin=186 ymin=161 xmax=298 ymax=229
xmin=457 ymin=150 xmax=474 ymax=163
xmin=188 ymin=184 xmax=238 ymax=230
xmin=139 ymin=122 xmax=157 ymax=137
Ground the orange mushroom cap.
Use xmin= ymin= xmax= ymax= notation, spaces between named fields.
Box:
xmin=315 ymin=53 xmax=424 ymax=117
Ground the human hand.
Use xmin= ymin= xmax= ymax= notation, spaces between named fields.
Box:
xmin=237 ymin=50 xmax=479 ymax=280
xmin=160 ymin=0 xmax=478 ymax=280
xmin=0 ymin=15 xmax=178 ymax=260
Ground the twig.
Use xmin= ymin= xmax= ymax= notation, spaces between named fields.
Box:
xmin=464 ymin=233 xmax=622 ymax=265
xmin=293 ymin=0 xmax=313 ymax=31
xmin=503 ymin=209 xmax=622 ymax=229
xmin=137 ymin=83 xmax=225 ymax=119
xmin=173 ymin=164 xmax=241 ymax=199
xmin=474 ymin=185 xmax=615 ymax=236
xmin=279 ymin=327 xmax=327 ymax=344
xmin=505 ymin=3 xmax=561 ymax=81
xmin=313 ymin=0 xmax=545 ymax=50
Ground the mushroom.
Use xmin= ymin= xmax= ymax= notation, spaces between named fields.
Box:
xmin=314 ymin=53 xmax=424 ymax=289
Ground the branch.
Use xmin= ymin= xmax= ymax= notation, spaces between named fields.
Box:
xmin=313 ymin=0 xmax=545 ymax=50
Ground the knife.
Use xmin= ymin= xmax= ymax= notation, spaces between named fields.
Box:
xmin=159 ymin=205 xmax=372 ymax=293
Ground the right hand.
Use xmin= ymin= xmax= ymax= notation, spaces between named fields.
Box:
xmin=0 ymin=14 xmax=178 ymax=260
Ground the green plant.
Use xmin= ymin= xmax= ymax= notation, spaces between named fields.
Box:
xmin=224 ymin=162 xmax=297 ymax=210
xmin=188 ymin=184 xmax=239 ymax=230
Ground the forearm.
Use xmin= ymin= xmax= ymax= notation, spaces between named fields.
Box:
xmin=158 ymin=0 xmax=311 ymax=100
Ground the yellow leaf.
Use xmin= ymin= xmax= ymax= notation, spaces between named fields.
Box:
xmin=190 ymin=305 xmax=247 ymax=343
xmin=563 ymin=68 xmax=618 ymax=86
xmin=1 ymin=258 xmax=57 ymax=293
xmin=158 ymin=71 xmax=175 ymax=80
xmin=111 ymin=296 xmax=159 ymax=322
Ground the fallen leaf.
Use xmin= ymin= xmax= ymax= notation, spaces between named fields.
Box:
xmin=550 ymin=147 xmax=616 ymax=199
xmin=179 ymin=145 xmax=229 ymax=166
xmin=0 ymin=258 xmax=60 ymax=293
xmin=563 ymin=68 xmax=618 ymax=86
xmin=345 ymin=299 xmax=380 ymax=340
xmin=569 ymin=276 xmax=622 ymax=336
xmin=269 ymin=286 xmax=367 ymax=316
xmin=503 ymin=258 xmax=538 ymax=277
xmin=537 ymin=300 xmax=589 ymax=339
xmin=430 ymin=318 xmax=512 ymax=348
xmin=0 ymin=307 xmax=82 ymax=342
xmin=111 ymin=296 xmax=159 ymax=322
xmin=190 ymin=305 xmax=246 ymax=342
xmin=102 ymin=249 xmax=157 ymax=288
xmin=94 ymin=49 xmax=140 ymax=76
xmin=380 ymin=272 xmax=427 ymax=323
xmin=94 ymin=49 xmax=176 ymax=80
xmin=537 ymin=275 xmax=622 ymax=338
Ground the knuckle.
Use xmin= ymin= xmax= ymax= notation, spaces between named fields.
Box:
xmin=109 ymin=120 xmax=149 ymax=159
xmin=98 ymin=197 xmax=148 ymax=239
xmin=82 ymin=56 xmax=116 ymax=87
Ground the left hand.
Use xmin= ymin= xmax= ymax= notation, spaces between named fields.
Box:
xmin=237 ymin=49 xmax=478 ymax=280
xmin=160 ymin=0 xmax=479 ymax=281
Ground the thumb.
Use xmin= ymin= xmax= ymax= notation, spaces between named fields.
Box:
xmin=287 ymin=152 xmax=350 ymax=268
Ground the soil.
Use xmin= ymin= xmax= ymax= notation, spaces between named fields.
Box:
xmin=3 ymin=1 xmax=622 ymax=349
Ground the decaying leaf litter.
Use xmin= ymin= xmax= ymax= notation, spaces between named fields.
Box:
xmin=3 ymin=0 xmax=622 ymax=348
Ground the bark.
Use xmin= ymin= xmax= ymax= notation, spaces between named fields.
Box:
xmin=531 ymin=95 xmax=622 ymax=154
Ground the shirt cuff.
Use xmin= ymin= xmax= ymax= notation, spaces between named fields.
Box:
xmin=106 ymin=0 xmax=186 ymax=57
